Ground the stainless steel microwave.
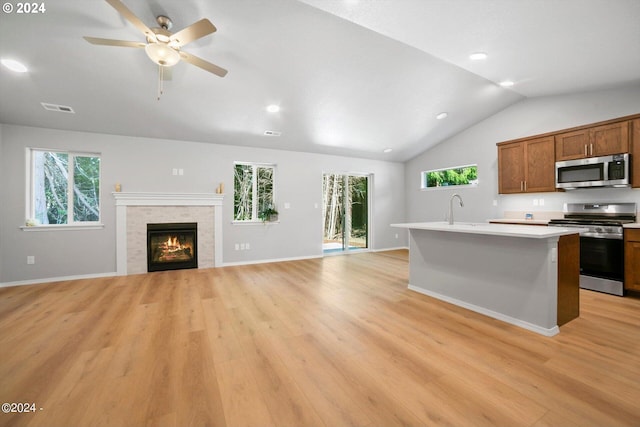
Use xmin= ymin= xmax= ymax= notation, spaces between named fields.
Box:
xmin=555 ymin=153 xmax=630 ymax=189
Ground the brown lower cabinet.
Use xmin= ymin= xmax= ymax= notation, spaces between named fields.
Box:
xmin=624 ymin=229 xmax=640 ymax=292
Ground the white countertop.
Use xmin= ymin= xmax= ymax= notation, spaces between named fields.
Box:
xmin=624 ymin=223 xmax=640 ymax=229
xmin=488 ymin=218 xmax=551 ymax=225
xmin=391 ymin=221 xmax=585 ymax=239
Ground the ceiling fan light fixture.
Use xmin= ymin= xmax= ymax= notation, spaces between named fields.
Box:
xmin=145 ymin=43 xmax=180 ymax=67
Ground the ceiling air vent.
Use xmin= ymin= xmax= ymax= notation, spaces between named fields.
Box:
xmin=263 ymin=130 xmax=281 ymax=136
xmin=41 ymin=102 xmax=75 ymax=114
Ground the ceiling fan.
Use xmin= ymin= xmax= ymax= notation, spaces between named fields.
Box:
xmin=84 ymin=0 xmax=227 ymax=93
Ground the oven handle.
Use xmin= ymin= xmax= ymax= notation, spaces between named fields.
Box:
xmin=580 ymin=232 xmax=623 ymax=240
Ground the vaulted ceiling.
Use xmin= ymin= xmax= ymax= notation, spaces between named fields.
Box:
xmin=1 ymin=0 xmax=638 ymax=161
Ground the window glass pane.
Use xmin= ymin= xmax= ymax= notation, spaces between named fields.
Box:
xmin=257 ymin=166 xmax=274 ymax=214
xmin=33 ymin=151 xmax=69 ymax=224
xmin=234 ymin=164 xmax=253 ymax=221
xmin=73 ymin=156 xmax=101 ymax=222
xmin=422 ymin=165 xmax=478 ymax=189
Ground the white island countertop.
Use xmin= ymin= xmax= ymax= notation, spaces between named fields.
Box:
xmin=391 ymin=221 xmax=584 ymax=239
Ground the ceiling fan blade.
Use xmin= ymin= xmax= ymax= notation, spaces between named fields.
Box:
xmin=169 ymin=19 xmax=216 ymax=47
xmin=180 ymin=51 xmax=228 ymax=77
xmin=83 ymin=36 xmax=145 ymax=48
xmin=105 ymin=0 xmax=156 ymax=42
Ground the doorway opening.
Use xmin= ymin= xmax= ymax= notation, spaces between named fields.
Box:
xmin=322 ymin=173 xmax=370 ymax=254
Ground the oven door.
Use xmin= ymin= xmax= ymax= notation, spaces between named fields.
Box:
xmin=579 ymin=236 xmax=624 ymax=295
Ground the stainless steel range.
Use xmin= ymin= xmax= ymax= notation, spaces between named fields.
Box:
xmin=549 ymin=202 xmax=637 ymax=296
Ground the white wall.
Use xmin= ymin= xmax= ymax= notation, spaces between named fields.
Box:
xmin=405 ymin=85 xmax=640 ymax=223
xmin=0 ymin=124 xmax=4 ymax=282
xmin=0 ymin=125 xmax=406 ymax=283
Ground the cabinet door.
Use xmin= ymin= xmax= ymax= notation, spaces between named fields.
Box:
xmin=524 ymin=136 xmax=556 ymax=192
xmin=498 ymin=142 xmax=525 ymax=194
xmin=555 ymin=129 xmax=589 ymax=161
xmin=625 ymin=231 xmax=640 ymax=292
xmin=591 ymin=121 xmax=629 ymax=156
xmin=633 ymin=119 xmax=640 ymax=188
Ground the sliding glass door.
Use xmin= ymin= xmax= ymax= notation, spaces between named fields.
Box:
xmin=322 ymin=173 xmax=369 ymax=254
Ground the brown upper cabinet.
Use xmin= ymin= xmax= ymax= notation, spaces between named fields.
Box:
xmin=555 ymin=121 xmax=630 ymax=161
xmin=632 ymin=118 xmax=640 ymax=188
xmin=498 ymin=136 xmax=555 ymax=194
xmin=497 ymin=113 xmax=640 ymax=193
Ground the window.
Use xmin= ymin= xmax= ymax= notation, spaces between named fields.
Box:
xmin=29 ymin=149 xmax=101 ymax=225
xmin=233 ymin=162 xmax=276 ymax=222
xmin=421 ymin=164 xmax=478 ymax=190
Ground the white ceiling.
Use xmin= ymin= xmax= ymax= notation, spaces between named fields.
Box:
xmin=1 ymin=0 xmax=638 ymax=161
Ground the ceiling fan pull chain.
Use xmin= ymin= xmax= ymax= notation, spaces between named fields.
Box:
xmin=157 ymin=65 xmax=163 ymax=100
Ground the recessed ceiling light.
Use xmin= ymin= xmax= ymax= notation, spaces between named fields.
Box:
xmin=436 ymin=112 xmax=448 ymax=120
xmin=499 ymin=80 xmax=515 ymax=87
xmin=266 ymin=104 xmax=280 ymax=113
xmin=264 ymin=130 xmax=281 ymax=136
xmin=383 ymin=148 xmax=393 ymax=153
xmin=469 ymin=52 xmax=488 ymax=61
xmin=1 ymin=58 xmax=28 ymax=73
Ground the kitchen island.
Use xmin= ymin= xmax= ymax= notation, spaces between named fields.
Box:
xmin=391 ymin=222 xmax=582 ymax=336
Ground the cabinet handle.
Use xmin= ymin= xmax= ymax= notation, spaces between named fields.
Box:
xmin=521 ymin=181 xmax=524 ymax=191
xmin=584 ymin=145 xmax=588 ymax=156
xmin=524 ymin=181 xmax=527 ymax=191
xmin=590 ymin=143 xmax=593 ymax=156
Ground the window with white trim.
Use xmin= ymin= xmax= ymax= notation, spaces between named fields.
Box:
xmin=233 ymin=162 xmax=276 ymax=221
xmin=28 ymin=149 xmax=101 ymax=225
xmin=421 ymin=164 xmax=478 ymax=190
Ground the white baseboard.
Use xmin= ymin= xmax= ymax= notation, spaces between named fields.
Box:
xmin=0 ymin=272 xmax=118 ymax=288
xmin=222 ymin=254 xmax=323 ymax=267
xmin=373 ymin=246 xmax=409 ymax=252
xmin=1 ymin=249 xmax=408 ymax=288
xmin=408 ymin=284 xmax=560 ymax=337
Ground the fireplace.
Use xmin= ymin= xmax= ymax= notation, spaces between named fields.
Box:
xmin=147 ymin=223 xmax=198 ymax=272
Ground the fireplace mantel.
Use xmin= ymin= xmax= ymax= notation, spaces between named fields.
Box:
xmin=113 ymin=192 xmax=224 ymax=275
xmin=113 ymin=192 xmax=224 ymax=206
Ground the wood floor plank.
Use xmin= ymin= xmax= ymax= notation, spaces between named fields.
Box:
xmin=1 ymin=250 xmax=640 ymax=427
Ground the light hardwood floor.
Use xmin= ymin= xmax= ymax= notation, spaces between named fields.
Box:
xmin=1 ymin=250 xmax=639 ymax=427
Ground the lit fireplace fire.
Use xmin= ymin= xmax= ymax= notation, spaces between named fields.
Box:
xmin=153 ymin=234 xmax=194 ymax=262
xmin=147 ymin=222 xmax=198 ymax=272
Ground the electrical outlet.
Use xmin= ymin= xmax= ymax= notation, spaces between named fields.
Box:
xmin=539 ymin=198 xmax=545 ymax=206
xmin=178 ymin=168 xmax=184 ymax=176
xmin=235 ymin=243 xmax=239 ymax=251
xmin=245 ymin=243 xmax=251 ymax=250
xmin=533 ymin=199 xmax=539 ymax=206
xmin=240 ymin=243 xmax=246 ymax=250
xmin=395 ymin=233 xmax=399 ymax=239
xmin=172 ymin=168 xmax=178 ymax=176
xmin=27 ymin=256 xmax=35 ymax=264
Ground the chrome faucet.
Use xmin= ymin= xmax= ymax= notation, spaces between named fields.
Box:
xmin=448 ymin=193 xmax=464 ymax=225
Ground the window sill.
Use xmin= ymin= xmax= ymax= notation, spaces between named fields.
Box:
xmin=420 ymin=183 xmax=478 ymax=191
xmin=20 ymin=224 xmax=105 ymax=232
xmin=232 ymin=220 xmax=280 ymax=226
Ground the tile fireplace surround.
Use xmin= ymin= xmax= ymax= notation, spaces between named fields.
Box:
xmin=113 ymin=192 xmax=223 ymax=275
